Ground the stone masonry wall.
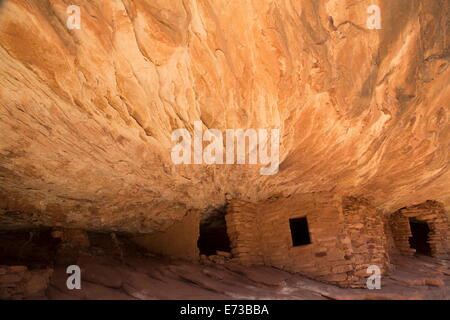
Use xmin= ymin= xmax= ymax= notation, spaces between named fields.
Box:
xmin=341 ymin=196 xmax=392 ymax=284
xmin=0 ymin=265 xmax=53 ymax=300
xmin=225 ymin=200 xmax=264 ymax=265
xmin=383 ymin=214 xmax=398 ymax=256
xmin=258 ymin=193 xmax=355 ymax=286
xmin=226 ymin=193 xmax=391 ymax=287
xmin=389 ymin=200 xmax=449 ymax=258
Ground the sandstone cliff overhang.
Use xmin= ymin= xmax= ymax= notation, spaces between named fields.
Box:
xmin=0 ymin=0 xmax=449 ymax=232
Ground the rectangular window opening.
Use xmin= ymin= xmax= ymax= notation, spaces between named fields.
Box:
xmin=289 ymin=217 xmax=311 ymax=247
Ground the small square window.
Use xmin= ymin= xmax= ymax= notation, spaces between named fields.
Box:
xmin=289 ymin=217 xmax=311 ymax=247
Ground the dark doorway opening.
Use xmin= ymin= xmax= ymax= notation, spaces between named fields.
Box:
xmin=289 ymin=217 xmax=311 ymax=247
xmin=197 ymin=205 xmax=231 ymax=256
xmin=408 ymin=218 xmax=432 ymax=256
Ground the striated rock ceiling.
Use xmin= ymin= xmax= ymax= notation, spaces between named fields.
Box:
xmin=0 ymin=0 xmax=449 ymax=232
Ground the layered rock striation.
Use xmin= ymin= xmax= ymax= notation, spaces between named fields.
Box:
xmin=0 ymin=0 xmax=449 ymax=232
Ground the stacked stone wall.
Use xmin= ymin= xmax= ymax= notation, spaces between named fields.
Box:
xmin=227 ymin=193 xmax=390 ymax=287
xmin=0 ymin=265 xmax=52 ymax=300
xmin=389 ymin=200 xmax=449 ymax=258
xmin=225 ymin=200 xmax=264 ymax=265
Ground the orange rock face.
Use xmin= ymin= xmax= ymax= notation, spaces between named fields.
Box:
xmin=0 ymin=0 xmax=449 ymax=232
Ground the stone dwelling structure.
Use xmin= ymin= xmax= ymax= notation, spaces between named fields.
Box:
xmin=225 ymin=193 xmax=392 ymax=287
xmin=134 ymin=194 xmax=449 ymax=288
xmin=388 ymin=201 xmax=449 ymax=259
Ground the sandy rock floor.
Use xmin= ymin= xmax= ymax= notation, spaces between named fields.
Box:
xmin=45 ymin=254 xmax=449 ymax=300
